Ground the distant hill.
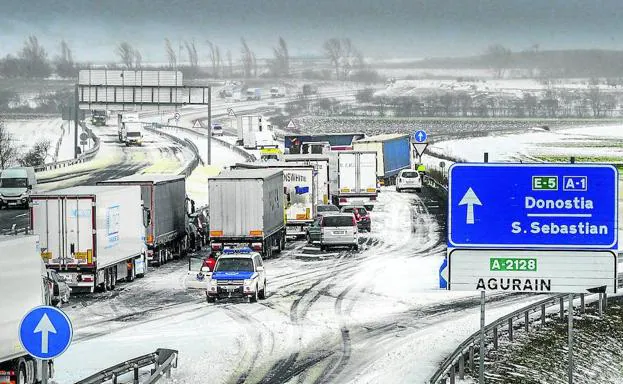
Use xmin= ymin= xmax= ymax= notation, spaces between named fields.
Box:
xmin=384 ymin=50 xmax=623 ymax=78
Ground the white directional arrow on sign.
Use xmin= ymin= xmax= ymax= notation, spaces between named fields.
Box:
xmin=34 ymin=314 xmax=57 ymax=354
xmin=458 ymin=187 xmax=482 ymax=224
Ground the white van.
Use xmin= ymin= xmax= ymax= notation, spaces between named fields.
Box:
xmin=0 ymin=167 xmax=37 ymax=208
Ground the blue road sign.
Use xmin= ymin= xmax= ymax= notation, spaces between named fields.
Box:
xmin=448 ymin=163 xmax=618 ymax=249
xmin=439 ymin=257 xmax=448 ymax=289
xmin=413 ymin=130 xmax=427 ymax=143
xmin=19 ymin=306 xmax=73 ymax=360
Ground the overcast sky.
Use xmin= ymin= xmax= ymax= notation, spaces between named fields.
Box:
xmin=1 ymin=0 xmax=622 ymax=63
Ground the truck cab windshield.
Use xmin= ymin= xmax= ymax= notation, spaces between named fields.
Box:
xmin=215 ymin=258 xmax=254 ymax=272
xmin=0 ymin=178 xmax=27 ymax=188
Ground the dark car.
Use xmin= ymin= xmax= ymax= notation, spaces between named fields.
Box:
xmin=340 ymin=205 xmax=371 ymax=232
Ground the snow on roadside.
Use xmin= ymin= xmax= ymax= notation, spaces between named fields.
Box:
xmin=4 ymin=118 xmax=66 ymax=163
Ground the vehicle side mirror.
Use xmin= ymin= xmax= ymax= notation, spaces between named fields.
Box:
xmin=256 ymin=266 xmax=264 ymax=272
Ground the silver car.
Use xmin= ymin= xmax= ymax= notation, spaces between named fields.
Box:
xmin=320 ymin=213 xmax=359 ymax=251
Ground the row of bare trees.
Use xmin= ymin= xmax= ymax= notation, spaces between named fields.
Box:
xmin=353 ymin=88 xmax=621 ymax=118
xmin=0 ymin=36 xmax=75 ymax=79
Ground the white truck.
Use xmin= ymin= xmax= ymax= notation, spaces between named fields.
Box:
xmin=334 ymin=151 xmax=378 ymax=209
xmin=0 ymin=235 xmax=54 ymax=384
xmin=246 ymin=88 xmax=261 ymax=100
xmin=123 ymin=121 xmax=144 ymax=146
xmin=284 ymin=154 xmax=331 ymax=205
xmin=233 ymin=162 xmax=317 ymax=236
xmin=208 ymin=169 xmax=286 ymax=258
xmin=0 ymin=167 xmax=37 ymax=208
xmin=237 ymin=115 xmax=277 ymax=149
xmin=270 ymin=86 xmax=286 ymax=98
xmin=30 ymin=185 xmax=148 ymax=293
xmin=117 ymin=112 xmax=140 ymax=143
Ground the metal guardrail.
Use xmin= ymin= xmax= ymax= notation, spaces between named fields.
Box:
xmin=34 ymin=122 xmax=101 ymax=173
xmin=428 ymin=293 xmax=597 ymax=383
xmin=154 ymin=122 xmax=256 ymax=162
xmin=74 ymin=348 xmax=178 ymax=384
xmin=143 ymin=126 xmax=200 ymax=177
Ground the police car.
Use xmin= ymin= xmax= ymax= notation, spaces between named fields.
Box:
xmin=206 ymin=247 xmax=267 ymax=303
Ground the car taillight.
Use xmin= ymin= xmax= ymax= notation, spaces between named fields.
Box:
xmin=211 ymin=243 xmax=222 ymax=251
xmin=82 ymin=276 xmax=94 ymax=282
xmin=339 ymin=198 xmax=347 ymax=203
xmin=251 ymin=242 xmax=263 ymax=251
xmin=370 ymin=196 xmax=377 ymax=201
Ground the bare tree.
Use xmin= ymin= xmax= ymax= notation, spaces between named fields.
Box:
xmin=184 ymin=40 xmax=199 ymax=69
xmin=164 ymin=38 xmax=177 ymax=69
xmin=324 ymin=38 xmax=342 ymax=80
xmin=19 ymin=35 xmax=51 ymax=78
xmin=206 ymin=41 xmax=218 ymax=76
xmin=252 ymin=52 xmax=258 ymax=77
xmin=485 ymin=44 xmax=512 ymax=78
xmin=19 ymin=139 xmax=50 ymax=167
xmin=240 ymin=38 xmax=253 ymax=78
xmin=0 ymin=120 xmax=19 ymax=169
xmin=54 ymin=40 xmax=74 ymax=78
xmin=116 ymin=42 xmax=135 ymax=69
xmin=269 ymin=37 xmax=290 ymax=77
xmin=226 ymin=50 xmax=233 ymax=77
xmin=134 ymin=48 xmax=142 ymax=69
xmin=215 ymin=46 xmax=223 ymax=77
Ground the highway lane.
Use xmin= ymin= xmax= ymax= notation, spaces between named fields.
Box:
xmin=0 ymin=121 xmax=193 ymax=233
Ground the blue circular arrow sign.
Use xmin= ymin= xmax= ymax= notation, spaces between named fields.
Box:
xmin=413 ymin=130 xmax=428 ymax=143
xmin=19 ymin=306 xmax=73 ymax=360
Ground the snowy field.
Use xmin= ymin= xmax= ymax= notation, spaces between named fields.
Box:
xmin=4 ymin=118 xmax=77 ymax=163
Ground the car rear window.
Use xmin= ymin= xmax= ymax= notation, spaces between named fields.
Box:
xmin=401 ymin=171 xmax=418 ymax=178
xmin=318 ymin=205 xmax=339 ymax=212
xmin=323 ymin=216 xmax=353 ymax=227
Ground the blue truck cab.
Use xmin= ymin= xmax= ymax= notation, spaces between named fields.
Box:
xmin=206 ymin=248 xmax=267 ymax=303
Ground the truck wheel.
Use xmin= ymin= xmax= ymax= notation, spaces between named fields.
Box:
xmin=110 ymin=268 xmax=117 ymax=290
xmin=16 ymin=364 xmax=26 ymax=384
xmin=104 ymin=269 xmax=111 ymax=291
xmin=259 ymin=281 xmax=267 ymax=299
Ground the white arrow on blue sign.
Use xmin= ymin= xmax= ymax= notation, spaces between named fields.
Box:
xmin=19 ymin=306 xmax=73 ymax=360
xmin=413 ymin=130 xmax=427 ymax=143
xmin=448 ymin=163 xmax=618 ymax=249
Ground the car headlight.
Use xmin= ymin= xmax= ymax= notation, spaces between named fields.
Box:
xmin=243 ymin=279 xmax=253 ymax=286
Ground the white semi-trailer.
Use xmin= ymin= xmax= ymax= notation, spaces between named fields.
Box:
xmin=30 ymin=185 xmax=148 ymax=293
xmin=0 ymin=235 xmax=54 ymax=384
xmin=208 ymin=169 xmax=286 ymax=258
xmin=334 ymin=151 xmax=378 ymax=209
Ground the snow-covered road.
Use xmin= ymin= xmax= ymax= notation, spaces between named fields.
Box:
xmin=49 ymin=185 xmax=548 ymax=384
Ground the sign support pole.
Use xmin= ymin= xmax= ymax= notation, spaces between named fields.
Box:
xmin=568 ymin=293 xmax=574 ymax=384
xmin=41 ymin=359 xmax=48 ymax=384
xmin=207 ymin=86 xmax=212 ymax=165
xmin=479 ymin=291 xmax=485 ymax=384
xmin=74 ymin=84 xmax=79 ymax=159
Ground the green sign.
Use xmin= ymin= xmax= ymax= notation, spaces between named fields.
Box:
xmin=490 ymin=258 xmax=537 ymax=272
xmin=532 ymin=176 xmax=558 ymax=191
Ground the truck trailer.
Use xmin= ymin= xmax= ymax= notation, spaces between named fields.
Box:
xmin=334 ymin=151 xmax=378 ymax=209
xmin=232 ymin=162 xmax=317 ymax=235
xmin=352 ymin=134 xmax=411 ymax=185
xmin=284 ymin=154 xmax=331 ymax=205
xmin=0 ymin=235 xmax=54 ymax=384
xmin=237 ymin=115 xmax=276 ymax=149
xmin=208 ymin=169 xmax=286 ymax=258
xmin=30 ymin=185 xmax=148 ymax=293
xmin=284 ymin=133 xmax=366 ymax=154
xmin=98 ymin=175 xmax=188 ymax=266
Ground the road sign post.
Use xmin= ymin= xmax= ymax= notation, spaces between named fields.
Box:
xmin=448 ymin=163 xmax=618 ymax=384
xmin=20 ymin=306 xmax=73 ymax=383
